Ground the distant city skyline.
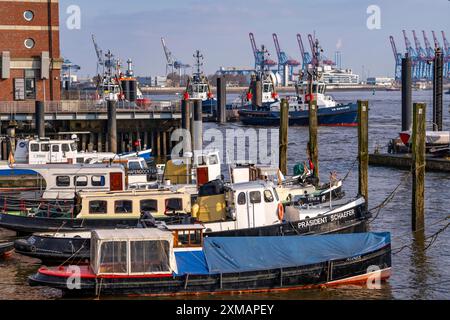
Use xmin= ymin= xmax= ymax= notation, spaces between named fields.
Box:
xmin=59 ymin=0 xmax=450 ymax=79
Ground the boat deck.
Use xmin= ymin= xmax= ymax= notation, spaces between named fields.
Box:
xmin=369 ymin=153 xmax=450 ymax=172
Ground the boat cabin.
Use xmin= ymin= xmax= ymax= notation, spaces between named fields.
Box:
xmin=74 ymin=187 xmax=195 ymax=219
xmin=14 ymin=138 xmax=116 ymax=165
xmin=192 ymin=180 xmax=281 ymax=230
xmin=90 ymin=228 xmax=178 ymax=276
xmin=186 ymin=75 xmax=211 ymax=101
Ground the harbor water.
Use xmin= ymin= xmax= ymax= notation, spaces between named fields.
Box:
xmin=0 ymin=90 xmax=449 ymax=300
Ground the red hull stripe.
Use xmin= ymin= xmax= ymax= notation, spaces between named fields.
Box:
xmin=38 ymin=266 xmax=173 ymax=279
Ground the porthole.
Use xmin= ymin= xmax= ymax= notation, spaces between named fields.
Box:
xmin=24 ymin=38 xmax=35 ymax=49
xmin=23 ymin=10 xmax=34 ymax=22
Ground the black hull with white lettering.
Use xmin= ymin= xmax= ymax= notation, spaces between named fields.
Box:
xmin=207 ymin=197 xmax=369 ymax=237
xmin=28 ymin=242 xmax=391 ymax=297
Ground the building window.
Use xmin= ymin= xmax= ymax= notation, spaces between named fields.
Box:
xmin=24 ymin=38 xmax=35 ymax=49
xmin=23 ymin=11 xmax=34 ymax=21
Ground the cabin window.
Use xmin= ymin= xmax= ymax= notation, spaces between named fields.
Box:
xmin=89 ymin=200 xmax=107 ymax=214
xmin=99 ymin=241 xmax=128 ymax=274
xmin=30 ymin=143 xmax=39 ymax=152
xmin=273 ymin=188 xmax=280 ymax=201
xmin=209 ymin=155 xmax=219 ymax=165
xmin=52 ymin=145 xmax=59 ymax=152
xmin=174 ymin=230 xmax=203 ymax=248
xmin=62 ymin=144 xmax=70 ymax=152
xmin=114 ymin=200 xmax=133 ymax=214
xmin=41 ymin=143 xmax=49 ymax=152
xmin=91 ymin=176 xmax=106 ymax=187
xmin=128 ymin=161 xmax=141 ymax=170
xmin=264 ymin=190 xmax=274 ymax=203
xmin=70 ymin=143 xmax=77 ymax=151
xmin=165 ymin=198 xmax=183 ymax=212
xmin=76 ymin=157 xmax=84 ymax=164
xmin=237 ymin=192 xmax=246 ymax=205
xmin=74 ymin=176 xmax=88 ymax=187
xmin=130 ymin=240 xmax=171 ymax=274
xmin=140 ymin=199 xmax=158 ymax=213
xmin=56 ymin=176 xmax=70 ymax=187
xmin=249 ymin=191 xmax=261 ymax=204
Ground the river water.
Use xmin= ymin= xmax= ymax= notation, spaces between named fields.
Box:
xmin=0 ymin=90 xmax=449 ymax=300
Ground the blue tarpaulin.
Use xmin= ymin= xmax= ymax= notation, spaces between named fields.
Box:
xmin=175 ymin=250 xmax=209 ymax=275
xmin=202 ymin=232 xmax=390 ymax=274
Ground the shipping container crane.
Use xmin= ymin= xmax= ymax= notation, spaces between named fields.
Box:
xmin=412 ymin=30 xmax=431 ymax=80
xmin=249 ymin=33 xmax=277 ymax=71
xmin=402 ymin=30 xmax=420 ymax=80
xmin=272 ymin=33 xmax=300 ymax=85
xmin=307 ymin=34 xmax=334 ymax=67
xmin=431 ymin=31 xmax=441 ymax=49
xmin=389 ymin=36 xmax=403 ymax=80
xmin=160 ymin=37 xmax=190 ymax=81
xmin=92 ymin=34 xmax=104 ymax=76
xmin=296 ymin=33 xmax=312 ymax=77
xmin=442 ymin=31 xmax=450 ymax=78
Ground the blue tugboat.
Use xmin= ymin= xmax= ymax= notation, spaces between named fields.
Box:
xmin=184 ymin=50 xmax=216 ymax=116
xmin=239 ymin=39 xmax=358 ymax=127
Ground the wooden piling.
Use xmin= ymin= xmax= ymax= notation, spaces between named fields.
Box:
xmin=401 ymin=54 xmax=412 ymax=131
xmin=193 ymin=100 xmax=203 ymax=152
xmin=35 ymin=101 xmax=45 ymax=138
xmin=216 ymin=77 xmax=227 ymax=124
xmin=279 ymin=98 xmax=289 ymax=176
xmin=308 ymin=90 xmax=319 ymax=182
xmin=432 ymin=48 xmax=443 ymax=131
xmin=107 ymin=100 xmax=117 ymax=153
xmin=412 ymin=103 xmax=426 ymax=232
xmin=358 ymin=100 xmax=369 ymax=208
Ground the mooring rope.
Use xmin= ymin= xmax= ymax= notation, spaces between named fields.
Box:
xmin=341 ymin=156 xmax=359 ymax=183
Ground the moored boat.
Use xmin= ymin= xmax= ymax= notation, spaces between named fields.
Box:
xmin=0 ymin=241 xmax=14 ymax=258
xmin=28 ymin=228 xmax=391 ymax=297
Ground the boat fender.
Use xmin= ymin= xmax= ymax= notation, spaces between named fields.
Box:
xmin=278 ymin=203 xmax=284 ymax=221
xmin=30 ymin=245 xmax=36 ymax=252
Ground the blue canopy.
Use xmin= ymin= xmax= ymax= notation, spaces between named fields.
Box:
xmin=175 ymin=250 xmax=209 ymax=275
xmin=203 ymin=232 xmax=390 ymax=274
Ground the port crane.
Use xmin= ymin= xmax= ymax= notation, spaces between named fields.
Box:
xmin=402 ymin=30 xmax=420 ymax=80
xmin=307 ymin=34 xmax=334 ymax=67
xmin=249 ymin=33 xmax=277 ymax=72
xmin=92 ymin=34 xmax=104 ymax=76
xmin=61 ymin=58 xmax=80 ymax=89
xmin=412 ymin=30 xmax=431 ymax=80
xmin=272 ymin=33 xmax=300 ymax=85
xmin=296 ymin=33 xmax=312 ymax=78
xmin=441 ymin=31 xmax=450 ymax=78
xmin=161 ymin=37 xmax=190 ymax=85
xmin=389 ymin=36 xmax=403 ymax=80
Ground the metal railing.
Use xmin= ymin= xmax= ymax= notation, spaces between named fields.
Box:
xmin=0 ymin=100 xmax=182 ymax=114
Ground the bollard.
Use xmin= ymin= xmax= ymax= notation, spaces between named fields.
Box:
xmin=216 ymin=77 xmax=227 ymax=124
xmin=432 ymin=48 xmax=443 ymax=131
xmin=193 ymin=100 xmax=203 ymax=152
xmin=412 ymin=103 xmax=426 ymax=232
xmin=358 ymin=100 xmax=369 ymax=209
xmin=279 ymin=98 xmax=289 ymax=176
xmin=401 ymin=54 xmax=412 ymax=132
xmin=107 ymin=100 xmax=117 ymax=153
xmin=35 ymin=101 xmax=45 ymax=138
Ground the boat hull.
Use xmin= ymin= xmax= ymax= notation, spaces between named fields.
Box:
xmin=239 ymin=103 xmax=358 ymax=127
xmin=28 ymin=243 xmax=391 ymax=297
xmin=0 ymin=242 xmax=14 ymax=257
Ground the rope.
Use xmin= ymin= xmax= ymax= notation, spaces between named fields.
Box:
xmin=341 ymin=157 xmax=358 ymax=183
xmin=58 ymin=239 xmax=89 ymax=267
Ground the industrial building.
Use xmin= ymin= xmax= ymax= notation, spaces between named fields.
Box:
xmin=366 ymin=77 xmax=395 ymax=86
xmin=0 ymin=0 xmax=63 ymax=101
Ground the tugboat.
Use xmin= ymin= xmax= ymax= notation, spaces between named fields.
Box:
xmin=239 ymin=39 xmax=358 ymax=127
xmin=28 ymin=228 xmax=391 ymax=297
xmin=184 ymin=50 xmax=216 ymax=116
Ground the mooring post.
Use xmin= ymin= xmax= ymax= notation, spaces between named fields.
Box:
xmin=412 ymin=103 xmax=426 ymax=232
xmin=358 ymin=100 xmax=369 ymax=209
xmin=252 ymin=74 xmax=262 ymax=108
xmin=279 ymin=98 xmax=289 ymax=176
xmin=193 ymin=99 xmax=203 ymax=152
xmin=216 ymin=77 xmax=227 ymax=124
xmin=181 ymin=99 xmax=191 ymax=133
xmin=107 ymin=100 xmax=117 ymax=153
xmin=432 ymin=47 xmax=443 ymax=131
xmin=308 ymin=86 xmax=319 ymax=183
xmin=401 ymin=53 xmax=412 ymax=132
xmin=35 ymin=101 xmax=45 ymax=138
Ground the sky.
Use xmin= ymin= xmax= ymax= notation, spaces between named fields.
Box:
xmin=59 ymin=0 xmax=450 ymax=79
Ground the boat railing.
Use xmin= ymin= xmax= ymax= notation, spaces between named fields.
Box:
xmin=0 ymin=100 xmax=182 ymax=115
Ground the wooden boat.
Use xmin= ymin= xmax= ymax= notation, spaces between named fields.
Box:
xmin=28 ymin=228 xmax=391 ymax=297
xmin=0 ymin=187 xmax=195 ymax=234
xmin=14 ymin=180 xmax=368 ymax=264
xmin=0 ymin=241 xmax=14 ymax=258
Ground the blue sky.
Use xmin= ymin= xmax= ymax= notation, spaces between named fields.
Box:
xmin=59 ymin=0 xmax=450 ymax=78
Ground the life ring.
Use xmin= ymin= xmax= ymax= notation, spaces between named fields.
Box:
xmin=278 ymin=203 xmax=284 ymax=221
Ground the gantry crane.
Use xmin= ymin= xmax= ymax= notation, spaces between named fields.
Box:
xmin=249 ymin=33 xmax=277 ymax=72
xmin=389 ymin=36 xmax=403 ymax=80
xmin=272 ymin=33 xmax=300 ymax=85
xmin=161 ymin=37 xmax=190 ymax=84
xmin=296 ymin=33 xmax=312 ymax=78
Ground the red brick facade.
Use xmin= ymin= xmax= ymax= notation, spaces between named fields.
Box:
xmin=0 ymin=0 xmax=62 ymax=101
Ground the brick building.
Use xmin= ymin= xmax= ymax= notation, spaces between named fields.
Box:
xmin=0 ymin=0 xmax=62 ymax=101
